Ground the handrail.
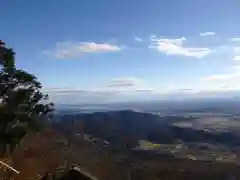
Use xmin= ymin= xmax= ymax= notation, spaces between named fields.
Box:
xmin=0 ymin=160 xmax=20 ymax=174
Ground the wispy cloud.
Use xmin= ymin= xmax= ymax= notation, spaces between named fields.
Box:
xmin=44 ymin=77 xmax=153 ymax=104
xmin=201 ymin=73 xmax=237 ymax=82
xmin=134 ymin=36 xmax=142 ymax=42
xmin=45 ymin=89 xmax=119 ymax=104
xmin=234 ymin=47 xmax=240 ymax=53
xmin=231 ymin=37 xmax=240 ymax=42
xmin=108 ymin=78 xmax=142 ymax=88
xmin=150 ymin=36 xmax=212 ymax=58
xmin=46 ymin=88 xmax=119 ymax=96
xmin=45 ymin=78 xmax=144 ymax=94
xmin=234 ymin=56 xmax=240 ymax=61
xmin=200 ymin=66 xmax=240 ymax=90
xmin=79 ymin=42 xmax=121 ymax=52
xmin=45 ymin=41 xmax=122 ymax=59
xmin=44 ymin=88 xmax=155 ymax=105
xmin=199 ymin=32 xmax=216 ymax=37
xmin=233 ymin=47 xmax=240 ymax=60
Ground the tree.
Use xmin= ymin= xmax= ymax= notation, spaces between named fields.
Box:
xmin=0 ymin=40 xmax=54 ymax=156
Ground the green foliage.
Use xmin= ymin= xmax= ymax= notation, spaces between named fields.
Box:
xmin=0 ymin=40 xmax=54 ymax=155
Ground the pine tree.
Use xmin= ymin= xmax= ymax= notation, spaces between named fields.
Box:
xmin=0 ymin=40 xmax=54 ymax=156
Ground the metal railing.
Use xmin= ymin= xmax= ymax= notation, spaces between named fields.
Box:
xmin=0 ymin=158 xmax=20 ymax=180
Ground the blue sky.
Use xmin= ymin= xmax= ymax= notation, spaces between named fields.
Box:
xmin=1 ymin=0 xmax=240 ymax=104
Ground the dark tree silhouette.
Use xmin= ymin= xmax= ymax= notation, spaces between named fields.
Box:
xmin=0 ymin=40 xmax=54 ymax=156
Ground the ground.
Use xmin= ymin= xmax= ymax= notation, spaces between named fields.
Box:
xmin=1 ymin=127 xmax=240 ymax=180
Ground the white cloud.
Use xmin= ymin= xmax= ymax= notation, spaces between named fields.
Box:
xmin=45 ymin=41 xmax=122 ymax=59
xmin=150 ymin=35 xmax=157 ymax=39
xmin=233 ymin=56 xmax=240 ymax=61
xmin=201 ymin=73 xmax=237 ymax=82
xmin=200 ymin=66 xmax=240 ymax=90
xmin=199 ymin=32 xmax=216 ymax=37
xmin=212 ymin=45 xmax=232 ymax=54
xmin=231 ymin=37 xmax=240 ymax=42
xmin=44 ymin=77 xmax=158 ymax=104
xmin=232 ymin=47 xmax=240 ymax=60
xmin=45 ymin=78 xmax=145 ymax=94
xmin=153 ymin=37 xmax=186 ymax=45
xmin=150 ymin=36 xmax=212 ymax=58
xmin=234 ymin=47 xmax=240 ymax=53
xmin=134 ymin=36 xmax=142 ymax=42
xmin=79 ymin=42 xmax=121 ymax=52
xmin=45 ymin=77 xmax=240 ymax=104
xmin=108 ymin=78 xmax=142 ymax=88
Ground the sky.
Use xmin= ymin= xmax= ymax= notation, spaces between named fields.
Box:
xmin=1 ymin=0 xmax=240 ymax=104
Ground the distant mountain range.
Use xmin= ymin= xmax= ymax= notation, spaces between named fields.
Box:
xmin=54 ymin=97 xmax=240 ymax=116
xmin=55 ymin=110 xmax=240 ymax=149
